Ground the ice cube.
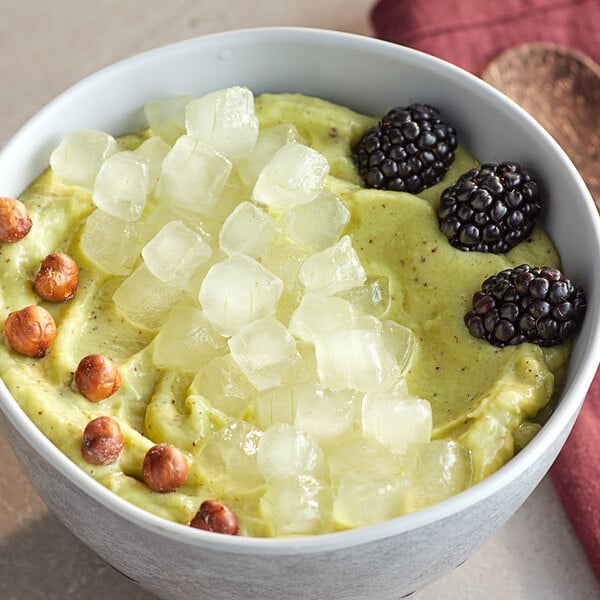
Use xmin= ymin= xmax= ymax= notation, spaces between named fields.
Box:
xmin=219 ymin=201 xmax=280 ymax=259
xmin=112 ymin=263 xmax=183 ymax=330
xmin=252 ymin=143 xmax=329 ymax=210
xmin=324 ymin=430 xmax=401 ymax=486
xmin=142 ymin=220 xmax=212 ymax=290
xmin=314 ymin=327 xmax=401 ymax=392
xmin=283 ymin=191 xmax=350 ymax=252
xmin=198 ymin=254 xmax=283 ymax=336
xmin=261 ymin=238 xmax=310 ymax=324
xmin=237 ymin=123 xmax=303 ymax=187
xmin=191 ymin=354 xmax=257 ymax=419
xmin=143 ymin=95 xmax=192 ymax=145
xmin=228 ymin=316 xmax=303 ymax=391
xmin=254 ymin=386 xmax=297 ymax=430
xmin=338 ymin=275 xmax=391 ymax=317
xmin=293 ymin=383 xmax=356 ymax=441
xmin=384 ymin=376 xmax=411 ymax=397
xmin=152 ymin=306 xmax=226 ymax=372
xmin=135 ymin=136 xmax=171 ymax=192
xmin=256 ymin=422 xmax=328 ymax=483
xmin=140 ymin=204 xmax=219 ymax=248
xmin=403 ymin=440 xmax=473 ymax=510
xmin=288 ymin=293 xmax=357 ymax=344
xmin=362 ymin=391 xmax=432 ymax=453
xmin=261 ymin=475 xmax=333 ymax=536
xmin=298 ymin=235 xmax=366 ymax=296
xmin=185 ymin=247 xmax=229 ymax=301
xmin=49 ymin=130 xmax=117 ymax=189
xmin=210 ymin=170 xmax=247 ymax=226
xmin=200 ymin=420 xmax=264 ymax=491
xmin=185 ymin=86 xmax=259 ymax=160
xmin=140 ymin=204 xmax=183 ymax=246
xmin=355 ymin=314 xmax=384 ymax=334
xmin=334 ymin=471 xmax=411 ymax=528
xmin=92 ymin=151 xmax=149 ymax=221
xmin=80 ymin=209 xmax=142 ymax=276
xmin=154 ymin=135 xmax=232 ymax=215
xmin=253 ymin=361 xmax=319 ymax=429
xmin=381 ymin=320 xmax=415 ymax=373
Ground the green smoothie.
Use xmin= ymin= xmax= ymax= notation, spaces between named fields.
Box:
xmin=0 ymin=92 xmax=569 ymax=536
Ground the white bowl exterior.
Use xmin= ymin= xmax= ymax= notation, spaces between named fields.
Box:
xmin=0 ymin=398 xmax=575 ymax=600
xmin=1 ymin=28 xmax=599 ymax=599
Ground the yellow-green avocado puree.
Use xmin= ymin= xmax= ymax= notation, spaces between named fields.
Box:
xmin=0 ymin=93 xmax=569 ymax=536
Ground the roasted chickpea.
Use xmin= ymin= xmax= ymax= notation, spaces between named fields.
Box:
xmin=4 ymin=305 xmax=57 ymax=357
xmin=142 ymin=443 xmax=188 ymax=493
xmin=33 ymin=252 xmax=79 ymax=302
xmin=81 ymin=416 xmax=124 ymax=465
xmin=75 ymin=354 xmax=122 ymax=402
xmin=190 ymin=499 xmax=239 ymax=535
xmin=0 ymin=197 xmax=32 ymax=243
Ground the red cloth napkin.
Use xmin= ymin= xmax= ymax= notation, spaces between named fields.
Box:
xmin=371 ymin=0 xmax=600 ymax=581
xmin=552 ymin=366 xmax=600 ymax=581
xmin=371 ymin=0 xmax=600 ymax=76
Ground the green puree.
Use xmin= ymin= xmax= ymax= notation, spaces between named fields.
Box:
xmin=0 ymin=93 xmax=570 ymax=535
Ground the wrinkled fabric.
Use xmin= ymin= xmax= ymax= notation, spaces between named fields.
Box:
xmin=551 ymin=366 xmax=600 ymax=582
xmin=371 ymin=0 xmax=600 ymax=75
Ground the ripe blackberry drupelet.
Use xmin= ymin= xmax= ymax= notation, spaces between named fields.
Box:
xmin=352 ymin=103 xmax=458 ymax=194
xmin=438 ymin=162 xmax=540 ymax=254
xmin=465 ymin=265 xmax=586 ymax=347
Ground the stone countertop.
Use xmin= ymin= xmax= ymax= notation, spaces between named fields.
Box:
xmin=0 ymin=1 xmax=599 ymax=598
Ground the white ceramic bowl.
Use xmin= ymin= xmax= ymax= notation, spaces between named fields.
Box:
xmin=1 ymin=27 xmax=599 ymax=600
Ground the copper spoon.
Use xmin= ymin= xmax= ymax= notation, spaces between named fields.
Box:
xmin=481 ymin=43 xmax=600 ymax=208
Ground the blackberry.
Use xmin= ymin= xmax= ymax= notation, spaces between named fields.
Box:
xmin=438 ymin=162 xmax=541 ymax=253
xmin=352 ymin=103 xmax=458 ymax=194
xmin=465 ymin=264 xmax=586 ymax=348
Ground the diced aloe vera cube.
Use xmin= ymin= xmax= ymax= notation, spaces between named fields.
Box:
xmin=92 ymin=151 xmax=149 ymax=222
xmin=252 ymin=143 xmax=329 ymax=210
xmin=155 ymin=135 xmax=232 ymax=215
xmin=142 ymin=220 xmax=212 ymax=290
xmin=112 ymin=263 xmax=182 ymax=330
xmin=185 ymin=86 xmax=259 ymax=161
xmin=152 ymin=306 xmax=226 ymax=372
xmin=50 ymin=130 xmax=117 ymax=189
xmin=144 ymin=95 xmax=192 ymax=145
xmin=80 ymin=209 xmax=142 ymax=276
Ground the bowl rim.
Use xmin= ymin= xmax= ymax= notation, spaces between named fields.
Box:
xmin=1 ymin=25 xmax=599 ymax=555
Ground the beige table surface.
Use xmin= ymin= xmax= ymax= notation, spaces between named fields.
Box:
xmin=1 ymin=1 xmax=599 ymax=599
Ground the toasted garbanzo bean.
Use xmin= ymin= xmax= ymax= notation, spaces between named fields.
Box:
xmin=33 ymin=252 xmax=79 ymax=302
xmin=75 ymin=354 xmax=122 ymax=402
xmin=4 ymin=305 xmax=56 ymax=357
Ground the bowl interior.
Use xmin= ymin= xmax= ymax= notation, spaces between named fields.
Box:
xmin=1 ymin=27 xmax=599 ymax=553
